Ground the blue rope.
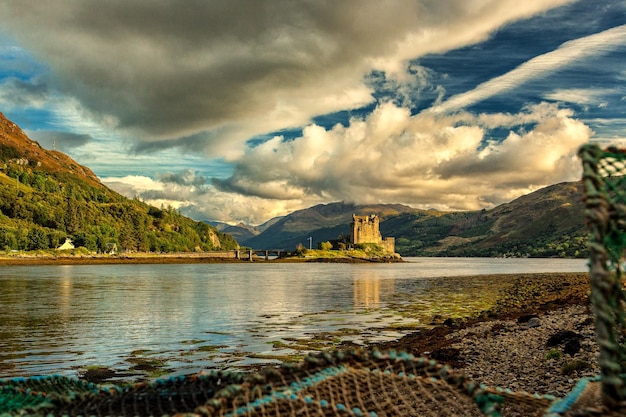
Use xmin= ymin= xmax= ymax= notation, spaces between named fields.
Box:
xmin=544 ymin=376 xmax=600 ymax=416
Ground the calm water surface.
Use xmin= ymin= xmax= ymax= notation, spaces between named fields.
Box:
xmin=0 ymin=257 xmax=587 ymax=380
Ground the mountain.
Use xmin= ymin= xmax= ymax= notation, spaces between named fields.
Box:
xmin=208 ymin=221 xmax=259 ymax=242
xmin=241 ymin=202 xmax=417 ymax=249
xmin=388 ymin=181 xmax=586 ymax=257
xmin=0 ymin=112 xmax=238 ymax=253
xmin=0 ymin=111 xmax=586 ymax=257
xmin=0 ymin=115 xmax=101 ymax=185
xmin=242 ymin=182 xmax=587 ymax=258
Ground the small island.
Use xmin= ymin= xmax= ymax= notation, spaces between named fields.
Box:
xmin=275 ymin=214 xmax=402 ymax=263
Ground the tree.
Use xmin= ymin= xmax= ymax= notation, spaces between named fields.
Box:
xmin=0 ymin=227 xmax=17 ymax=250
xmin=72 ymin=232 xmax=97 ymax=251
xmin=294 ymin=243 xmax=307 ymax=256
xmin=64 ymin=198 xmax=80 ymax=234
xmin=27 ymin=228 xmax=48 ymax=250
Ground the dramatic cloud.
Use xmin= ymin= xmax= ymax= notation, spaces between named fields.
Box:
xmin=0 ymin=0 xmax=572 ymax=155
xmin=157 ymin=170 xmax=207 ymax=187
xmin=101 ymin=172 xmax=311 ymax=224
xmin=0 ymin=77 xmax=48 ymax=108
xmin=193 ymin=102 xmax=588 ymax=220
xmin=109 ymin=100 xmax=589 ymax=224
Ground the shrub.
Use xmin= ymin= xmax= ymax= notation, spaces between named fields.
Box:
xmin=354 ymin=242 xmax=385 ymax=254
xmin=545 ymin=349 xmax=562 ymax=360
xmin=318 ymin=241 xmax=333 ymax=251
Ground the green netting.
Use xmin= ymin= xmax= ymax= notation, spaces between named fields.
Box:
xmin=579 ymin=144 xmax=626 ymax=411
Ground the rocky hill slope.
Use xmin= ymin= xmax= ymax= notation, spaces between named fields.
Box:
xmin=388 ymin=181 xmax=586 ymax=257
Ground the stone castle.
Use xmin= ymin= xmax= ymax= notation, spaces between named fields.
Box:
xmin=350 ymin=214 xmax=395 ymax=254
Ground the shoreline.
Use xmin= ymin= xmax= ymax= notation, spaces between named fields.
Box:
xmin=373 ymin=272 xmax=590 ymax=352
xmin=370 ymin=272 xmax=595 ymax=398
xmin=0 ymin=255 xmax=246 ymax=265
xmin=0 ymin=253 xmax=403 ymax=265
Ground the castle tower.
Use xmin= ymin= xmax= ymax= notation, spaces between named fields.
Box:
xmin=350 ymin=214 xmax=395 ymax=253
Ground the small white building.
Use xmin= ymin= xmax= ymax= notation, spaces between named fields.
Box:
xmin=57 ymin=238 xmax=74 ymax=251
xmin=106 ymin=243 xmax=118 ymax=255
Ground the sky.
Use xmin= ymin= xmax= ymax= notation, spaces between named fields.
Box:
xmin=0 ymin=0 xmax=625 ymax=225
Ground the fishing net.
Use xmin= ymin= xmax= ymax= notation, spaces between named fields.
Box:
xmin=1 ymin=350 xmax=558 ymax=417
xmin=579 ymin=144 xmax=626 ymax=412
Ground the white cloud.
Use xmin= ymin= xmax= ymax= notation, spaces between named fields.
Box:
xmin=210 ymin=102 xmax=588 ymax=218
xmin=102 ymin=175 xmax=163 ymax=194
xmin=544 ymin=88 xmax=617 ymax=105
xmin=102 ymin=174 xmax=319 ymax=225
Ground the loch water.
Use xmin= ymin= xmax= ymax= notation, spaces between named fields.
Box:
xmin=0 ymin=257 xmax=587 ymax=380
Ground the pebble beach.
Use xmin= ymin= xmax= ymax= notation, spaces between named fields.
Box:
xmin=448 ymin=304 xmax=598 ymax=397
xmin=374 ymin=272 xmax=600 ymax=399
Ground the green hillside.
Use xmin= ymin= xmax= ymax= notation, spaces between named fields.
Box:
xmin=387 ymin=181 xmax=586 ymax=257
xmin=0 ymin=112 xmax=238 ymax=253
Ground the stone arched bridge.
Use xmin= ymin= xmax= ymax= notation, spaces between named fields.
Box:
xmin=235 ymin=249 xmax=285 ymax=261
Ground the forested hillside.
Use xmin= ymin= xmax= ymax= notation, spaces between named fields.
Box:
xmin=0 ymin=112 xmax=238 ymax=253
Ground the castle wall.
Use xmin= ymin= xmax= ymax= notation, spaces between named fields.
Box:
xmin=382 ymin=237 xmax=395 ymax=254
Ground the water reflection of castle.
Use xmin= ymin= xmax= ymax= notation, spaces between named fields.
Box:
xmin=353 ymin=272 xmax=395 ymax=307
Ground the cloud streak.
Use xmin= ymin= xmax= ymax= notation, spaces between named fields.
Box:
xmin=432 ymin=24 xmax=626 ymax=113
xmin=543 ymin=88 xmax=617 ymax=106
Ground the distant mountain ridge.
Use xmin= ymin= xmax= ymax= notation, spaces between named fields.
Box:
xmin=0 ymin=112 xmax=238 ymax=253
xmin=241 ymin=203 xmax=418 ymax=249
xmin=206 ymin=217 xmax=283 ymax=243
xmin=241 ymin=182 xmax=587 ymax=258
xmin=386 ymin=181 xmax=586 ymax=257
